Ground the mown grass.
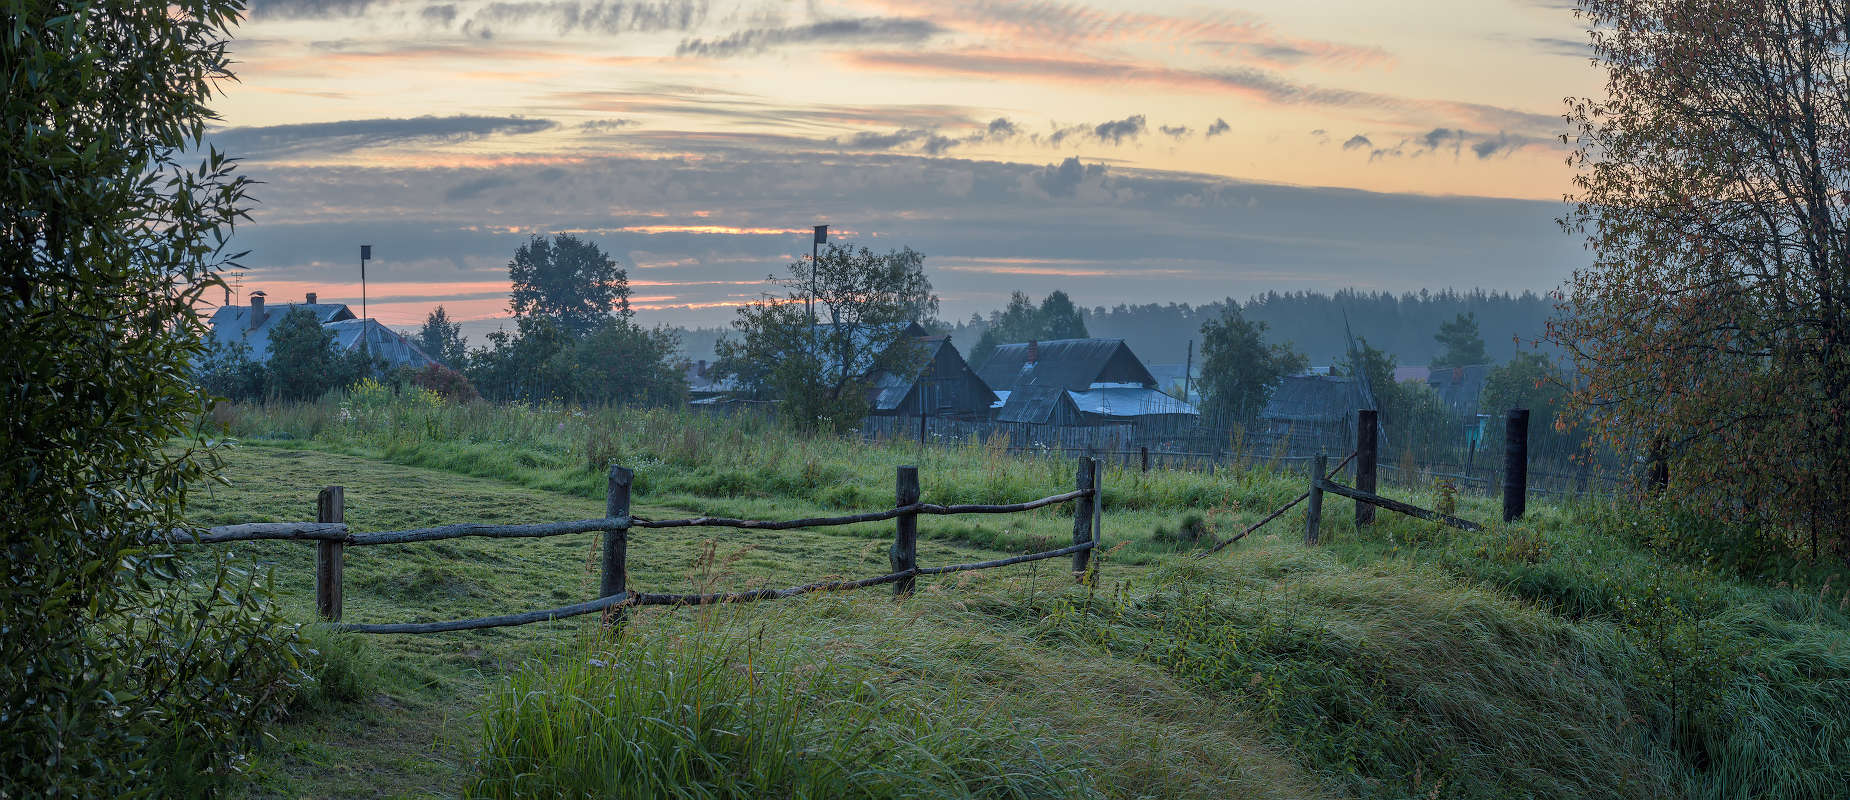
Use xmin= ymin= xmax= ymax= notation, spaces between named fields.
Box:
xmin=198 ymin=398 xmax=1850 ymax=799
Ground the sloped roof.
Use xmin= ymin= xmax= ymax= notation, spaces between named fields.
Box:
xmin=1071 ymin=386 xmax=1198 ymax=418
xmin=208 ymin=302 xmax=357 ymax=360
xmin=995 ymin=385 xmax=1076 ymax=424
xmin=207 ymin=299 xmax=432 ymax=370
xmin=865 ymin=336 xmax=997 ymax=412
xmin=1261 ymin=375 xmax=1363 ymax=424
xmin=1427 ymin=363 xmax=1492 ymax=418
xmin=977 ymin=338 xmax=1157 ymax=393
xmin=812 ymin=320 xmax=929 ymax=378
xmin=325 ymin=318 xmax=437 ymax=369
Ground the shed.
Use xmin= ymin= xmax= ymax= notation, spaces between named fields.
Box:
xmin=995 ymin=385 xmax=1084 ymax=425
xmin=1426 ymin=364 xmax=1492 ymax=419
xmin=1258 ymin=375 xmax=1366 ymax=455
xmin=866 ymin=335 xmax=996 ymax=418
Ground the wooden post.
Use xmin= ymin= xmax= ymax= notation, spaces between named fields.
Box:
xmin=892 ymin=465 xmax=919 ymax=597
xmin=1305 ymin=453 xmax=1325 ymax=545
xmin=1355 ymin=409 xmax=1378 ymax=526
xmin=1647 ymin=437 xmax=1668 ymax=495
xmin=315 ymin=486 xmax=344 ymax=621
xmin=1502 ymin=409 xmax=1529 ymax=522
xmin=1071 ymin=457 xmax=1096 ymax=580
xmin=918 ymin=412 xmax=927 ymax=446
xmin=602 ymin=466 xmax=631 ymax=600
xmin=1140 ymin=446 xmax=1150 ymax=473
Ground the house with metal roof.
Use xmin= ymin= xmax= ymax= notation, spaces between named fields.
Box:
xmin=977 ymin=338 xmax=1198 ymax=426
xmin=207 ymin=291 xmax=436 ymax=370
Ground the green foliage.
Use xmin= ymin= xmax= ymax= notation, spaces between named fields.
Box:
xmin=397 ymin=361 xmax=481 ymax=402
xmin=197 ymin=336 xmax=269 ymax=402
xmin=1481 ymin=351 xmax=1582 ymax=457
xmin=416 ymin=305 xmax=469 ymax=367
xmin=1559 ymin=0 xmax=1850 ymax=557
xmin=1429 ymin=312 xmax=1489 ymax=369
xmin=1197 ymin=305 xmax=1307 ymax=424
xmin=471 ymin=614 xmax=1097 ymax=799
xmin=507 ymin=233 xmax=633 ymax=336
xmin=969 ymin=290 xmax=1090 ymax=367
xmin=468 ymin=307 xmax=684 ymax=406
xmin=1338 ymin=338 xmax=1455 ymax=460
xmin=3 ymin=1 xmax=308 ymax=793
xmin=718 ymin=243 xmax=936 ymax=431
xmin=266 ymin=307 xmax=382 ymax=400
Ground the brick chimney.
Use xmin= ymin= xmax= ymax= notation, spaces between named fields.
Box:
xmin=248 ymin=291 xmax=266 ymax=329
xmin=1026 ymin=339 xmax=1039 ymax=363
xmin=306 ymin=292 xmax=317 ymax=304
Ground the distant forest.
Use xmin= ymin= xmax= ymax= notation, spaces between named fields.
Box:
xmin=675 ymin=288 xmax=1559 ymax=371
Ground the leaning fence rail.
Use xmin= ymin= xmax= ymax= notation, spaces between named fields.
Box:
xmin=171 ymin=459 xmax=1105 ymax=634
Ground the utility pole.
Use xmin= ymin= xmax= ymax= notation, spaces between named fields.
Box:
xmin=809 ymin=225 xmax=827 ymax=322
xmin=359 ymin=244 xmax=372 ymax=319
xmin=1182 ymin=339 xmax=1194 ymax=401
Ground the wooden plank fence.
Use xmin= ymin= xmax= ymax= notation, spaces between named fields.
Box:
xmin=170 ymin=458 xmax=1106 ymax=635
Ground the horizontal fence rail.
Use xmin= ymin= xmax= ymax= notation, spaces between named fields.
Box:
xmin=176 ymin=459 xmax=1106 ymax=634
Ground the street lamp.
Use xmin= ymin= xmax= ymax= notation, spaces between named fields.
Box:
xmin=360 ymin=244 xmax=372 ymax=320
xmin=808 ymin=224 xmax=827 ymax=322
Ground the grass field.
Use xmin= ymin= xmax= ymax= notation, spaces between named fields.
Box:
xmin=190 ymin=398 xmax=1850 ymax=799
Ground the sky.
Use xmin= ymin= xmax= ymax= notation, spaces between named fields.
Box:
xmin=208 ymin=0 xmax=1603 ymax=340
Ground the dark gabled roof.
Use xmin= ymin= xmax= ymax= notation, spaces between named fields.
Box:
xmin=1261 ymin=375 xmax=1364 ymax=424
xmin=995 ymin=384 xmax=1077 ymax=424
xmin=1426 ymin=363 xmax=1492 ymax=418
xmin=976 ymin=338 xmax=1157 ymax=393
xmin=866 ymin=336 xmax=997 ymax=412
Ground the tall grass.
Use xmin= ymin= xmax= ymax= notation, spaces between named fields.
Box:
xmin=470 ymin=602 xmax=1098 ymax=800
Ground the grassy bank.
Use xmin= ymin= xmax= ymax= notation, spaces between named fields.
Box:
xmin=195 ymin=399 xmax=1850 ymax=798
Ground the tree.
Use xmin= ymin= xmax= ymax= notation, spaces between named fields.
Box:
xmin=416 ymin=305 xmax=468 ymax=367
xmin=1555 ymin=0 xmax=1850 ymax=557
xmin=4 ymin=3 xmax=307 ymax=794
xmin=1339 ymin=338 xmax=1454 ymax=460
xmin=1196 ymin=306 xmax=1306 ymax=424
xmin=196 ymin=337 xmax=267 ymax=402
xmin=1430 ymin=312 xmax=1488 ymax=369
xmin=1481 ymin=352 xmax=1581 ymax=461
xmin=720 ymin=243 xmax=936 ymax=430
xmin=507 ymin=233 xmax=632 ymax=336
xmin=265 ymin=308 xmax=379 ymax=400
xmin=968 ymin=290 xmax=1090 ymax=366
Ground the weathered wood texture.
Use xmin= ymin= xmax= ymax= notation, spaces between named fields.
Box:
xmin=171 ymin=522 xmax=350 ymax=543
xmin=1356 ymin=409 xmax=1378 ymax=526
xmin=1316 ymin=478 xmax=1484 ymax=532
xmin=631 ymin=491 xmax=1088 ymax=532
xmin=1195 ymin=450 xmax=1355 ymax=558
xmin=1071 ymin=457 xmax=1097 ymax=579
xmin=1503 ymin=408 xmax=1529 ymax=523
xmin=603 ymin=465 xmax=632 ymax=601
xmin=316 ymin=487 xmax=344 ymax=621
xmin=337 ymin=541 xmax=1098 ymax=633
xmin=893 ymin=466 xmax=919 ymax=597
xmin=1305 ymin=453 xmax=1326 ymax=545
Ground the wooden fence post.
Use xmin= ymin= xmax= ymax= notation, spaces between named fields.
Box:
xmin=1503 ymin=409 xmax=1529 ymax=522
xmin=893 ymin=465 xmax=919 ymax=597
xmin=603 ymin=466 xmax=631 ymax=602
xmin=1090 ymin=458 xmax=1103 ymax=577
xmin=316 ymin=486 xmax=344 ymax=621
xmin=1355 ymin=409 xmax=1378 ymax=526
xmin=1140 ymin=446 xmax=1150 ymax=473
xmin=1647 ymin=437 xmax=1668 ymax=495
xmin=1305 ymin=453 xmax=1325 ymax=545
xmin=1072 ymin=457 xmax=1096 ymax=580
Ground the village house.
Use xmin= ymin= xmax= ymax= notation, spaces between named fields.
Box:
xmin=207 ymin=291 xmax=437 ymax=370
xmin=977 ymin=338 xmax=1199 ymax=430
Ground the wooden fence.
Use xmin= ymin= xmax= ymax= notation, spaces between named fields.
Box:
xmin=173 ymin=459 xmax=1105 ymax=635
